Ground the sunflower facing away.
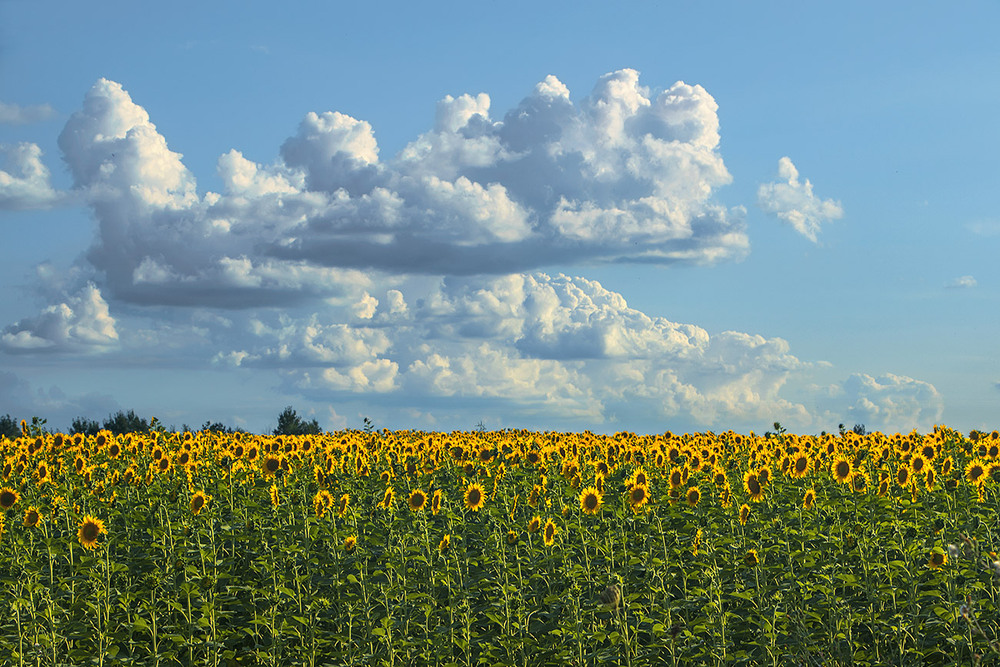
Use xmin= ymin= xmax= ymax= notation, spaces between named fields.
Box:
xmin=543 ymin=518 xmax=558 ymax=546
xmin=464 ymin=482 xmax=486 ymax=512
xmin=77 ymin=515 xmax=106 ymax=550
xmin=578 ymin=486 xmax=603 ymax=515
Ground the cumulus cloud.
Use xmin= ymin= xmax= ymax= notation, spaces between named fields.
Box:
xmin=946 ymin=275 xmax=977 ymax=289
xmin=0 ymin=101 xmax=55 ymax=125
xmin=838 ymin=372 xmax=943 ymax=432
xmin=47 ymin=71 xmax=746 ymax=309
xmin=758 ymin=157 xmax=843 ymax=242
xmin=0 ymin=143 xmax=63 ymax=209
xmin=1 ymin=283 xmax=118 ymax=353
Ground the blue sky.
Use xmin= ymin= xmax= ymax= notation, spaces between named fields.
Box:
xmin=1 ymin=0 xmax=997 ymax=434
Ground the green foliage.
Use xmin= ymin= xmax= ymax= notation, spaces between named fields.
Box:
xmin=102 ymin=409 xmax=151 ymax=435
xmin=70 ymin=416 xmax=101 ymax=436
xmin=0 ymin=413 xmax=19 ymax=439
xmin=273 ymin=406 xmax=322 ymax=435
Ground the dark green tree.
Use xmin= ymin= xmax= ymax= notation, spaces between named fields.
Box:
xmin=103 ymin=410 xmax=150 ymax=435
xmin=273 ymin=406 xmax=322 ymax=436
xmin=70 ymin=416 xmax=101 ymax=436
xmin=0 ymin=414 xmax=20 ymax=440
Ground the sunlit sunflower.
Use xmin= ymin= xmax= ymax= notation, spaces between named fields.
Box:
xmin=578 ymin=486 xmax=603 ymax=515
xmin=543 ymin=518 xmax=558 ymax=546
xmin=743 ymin=471 xmax=764 ymax=502
xmin=431 ymin=489 xmax=442 ymax=515
xmin=262 ymin=455 xmax=282 ymax=477
xmin=851 ymin=470 xmax=870 ymax=494
xmin=925 ymin=466 xmax=937 ymax=491
xmin=910 ymin=454 xmax=928 ymax=476
xmin=966 ymin=459 xmax=988 ymax=485
xmin=344 ymin=535 xmax=356 ymax=551
xmin=927 ymin=549 xmax=946 ymax=569
xmin=312 ymin=490 xmax=333 ymax=517
xmin=77 ymin=515 xmax=106 ymax=550
xmin=739 ymin=503 xmax=750 ymax=526
xmin=156 ymin=456 xmax=172 ymax=474
xmin=464 ymin=482 xmax=486 ymax=512
xmin=668 ymin=468 xmax=683 ymax=489
xmin=527 ymin=516 xmax=541 ymax=533
xmin=23 ymin=506 xmax=42 ymax=528
xmin=896 ymin=465 xmax=910 ymax=488
xmin=790 ymin=453 xmax=811 ymax=479
xmin=408 ymin=488 xmax=428 ymax=512
xmin=35 ymin=461 xmax=50 ymax=485
xmin=941 ymin=456 xmax=953 ymax=476
xmin=438 ymin=534 xmax=451 ymax=553
xmin=627 ymin=483 xmax=650 ymax=511
xmin=338 ymin=493 xmax=350 ymax=517
xmin=686 ymin=485 xmax=701 ymax=507
xmin=878 ymin=478 xmax=890 ymax=497
xmin=0 ymin=487 xmax=20 ymax=510
xmin=831 ymin=457 xmax=853 ymax=484
xmin=632 ymin=467 xmax=649 ymax=488
xmin=190 ymin=490 xmax=211 ymax=515
xmin=506 ymin=530 xmax=519 ymax=545
xmin=380 ymin=486 xmax=396 ymax=510
xmin=745 ymin=549 xmax=760 ymax=567
xmin=803 ymin=489 xmax=816 ymax=510
xmin=269 ymin=483 xmax=280 ymax=507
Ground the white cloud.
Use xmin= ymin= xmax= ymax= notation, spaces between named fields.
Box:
xmin=46 ymin=71 xmax=746 ymax=309
xmin=0 ymin=101 xmax=55 ymax=125
xmin=1 ymin=283 xmax=118 ymax=353
xmin=758 ymin=157 xmax=843 ymax=242
xmin=946 ymin=275 xmax=977 ymax=289
xmin=837 ymin=372 xmax=943 ymax=433
xmin=0 ymin=143 xmax=63 ymax=209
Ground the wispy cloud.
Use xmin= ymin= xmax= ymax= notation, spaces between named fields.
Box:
xmin=0 ymin=101 xmax=55 ymax=125
xmin=945 ymin=275 xmax=977 ymax=289
xmin=758 ymin=157 xmax=843 ymax=242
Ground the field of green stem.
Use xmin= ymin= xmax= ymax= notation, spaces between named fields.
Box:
xmin=1 ymin=424 xmax=1000 ymax=666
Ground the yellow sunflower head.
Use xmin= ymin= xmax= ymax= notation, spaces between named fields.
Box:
xmin=803 ymin=489 xmax=816 ymax=510
xmin=23 ymin=506 xmax=42 ymax=528
xmin=77 ymin=515 xmax=106 ymax=550
xmin=431 ymin=489 xmax=442 ymax=515
xmin=628 ymin=483 xmax=650 ymax=511
xmin=408 ymin=488 xmax=428 ymax=512
xmin=190 ymin=490 xmax=210 ymax=515
xmin=578 ymin=486 xmax=603 ymax=515
xmin=0 ymin=487 xmax=20 ymax=510
xmin=745 ymin=549 xmax=760 ymax=567
xmin=542 ymin=518 xmax=558 ymax=546
xmin=743 ymin=471 xmax=764 ymax=502
xmin=686 ymin=485 xmax=701 ymax=508
xmin=739 ymin=503 xmax=751 ymax=526
xmin=338 ymin=493 xmax=350 ymax=517
xmin=344 ymin=535 xmax=357 ymax=551
xmin=831 ymin=457 xmax=853 ymax=484
xmin=527 ymin=516 xmax=541 ymax=533
xmin=463 ymin=482 xmax=486 ymax=512
xmin=927 ymin=549 xmax=946 ymax=569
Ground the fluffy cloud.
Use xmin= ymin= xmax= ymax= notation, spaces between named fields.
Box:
xmin=0 ymin=101 xmax=55 ymax=125
xmin=45 ymin=71 xmax=746 ymax=309
xmin=838 ymin=373 xmax=943 ymax=432
xmin=0 ymin=143 xmax=62 ymax=209
xmin=1 ymin=283 xmax=118 ymax=353
xmin=758 ymin=157 xmax=843 ymax=242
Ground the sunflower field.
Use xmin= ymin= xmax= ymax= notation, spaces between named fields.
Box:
xmin=1 ymin=423 xmax=1000 ymax=666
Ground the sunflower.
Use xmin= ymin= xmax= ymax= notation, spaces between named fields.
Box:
xmin=0 ymin=487 xmax=20 ymax=510
xmin=156 ymin=456 xmax=172 ymax=474
xmin=910 ymin=454 xmax=928 ymax=476
xmin=831 ymin=457 xmax=853 ymax=484
xmin=543 ymin=518 xmax=558 ymax=546
xmin=408 ymin=488 xmax=428 ymax=512
xmin=506 ymin=530 xmax=519 ymax=545
xmin=941 ymin=456 xmax=953 ymax=476
xmin=791 ymin=453 xmax=811 ymax=479
xmin=463 ymin=482 xmax=486 ymax=512
xmin=438 ymin=534 xmax=451 ymax=553
xmin=896 ymin=464 xmax=910 ymax=488
xmin=578 ymin=486 xmax=603 ymax=515
xmin=925 ymin=466 xmax=937 ymax=491
xmin=966 ymin=459 xmax=988 ymax=485
xmin=668 ymin=468 xmax=683 ymax=489
xmin=338 ymin=493 xmax=350 ymax=517
xmin=35 ymin=461 xmax=50 ymax=485
xmin=23 ymin=506 xmax=42 ymax=528
xmin=738 ymin=503 xmax=750 ymax=526
xmin=803 ymin=489 xmax=816 ymax=510
xmin=745 ymin=549 xmax=760 ymax=567
xmin=269 ymin=483 xmax=280 ymax=507
xmin=262 ymin=455 xmax=282 ymax=477
xmin=627 ymin=483 xmax=650 ymax=511
xmin=77 ymin=515 xmax=106 ymax=550
xmin=431 ymin=489 xmax=442 ymax=515
xmin=927 ymin=549 xmax=946 ymax=569
xmin=686 ymin=485 xmax=701 ymax=507
xmin=878 ymin=478 xmax=890 ymax=497
xmin=190 ymin=490 xmax=211 ymax=515
xmin=632 ymin=467 xmax=649 ymax=488
xmin=851 ymin=470 xmax=870 ymax=494
xmin=312 ymin=490 xmax=333 ymax=517
xmin=380 ymin=486 xmax=396 ymax=510
xmin=743 ymin=471 xmax=764 ymax=502
xmin=344 ymin=535 xmax=356 ymax=551
xmin=527 ymin=516 xmax=541 ymax=533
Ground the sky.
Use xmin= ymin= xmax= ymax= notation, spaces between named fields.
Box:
xmin=1 ymin=0 xmax=997 ymax=435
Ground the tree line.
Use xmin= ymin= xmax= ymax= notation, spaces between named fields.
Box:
xmin=0 ymin=406 xmax=324 ymax=439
